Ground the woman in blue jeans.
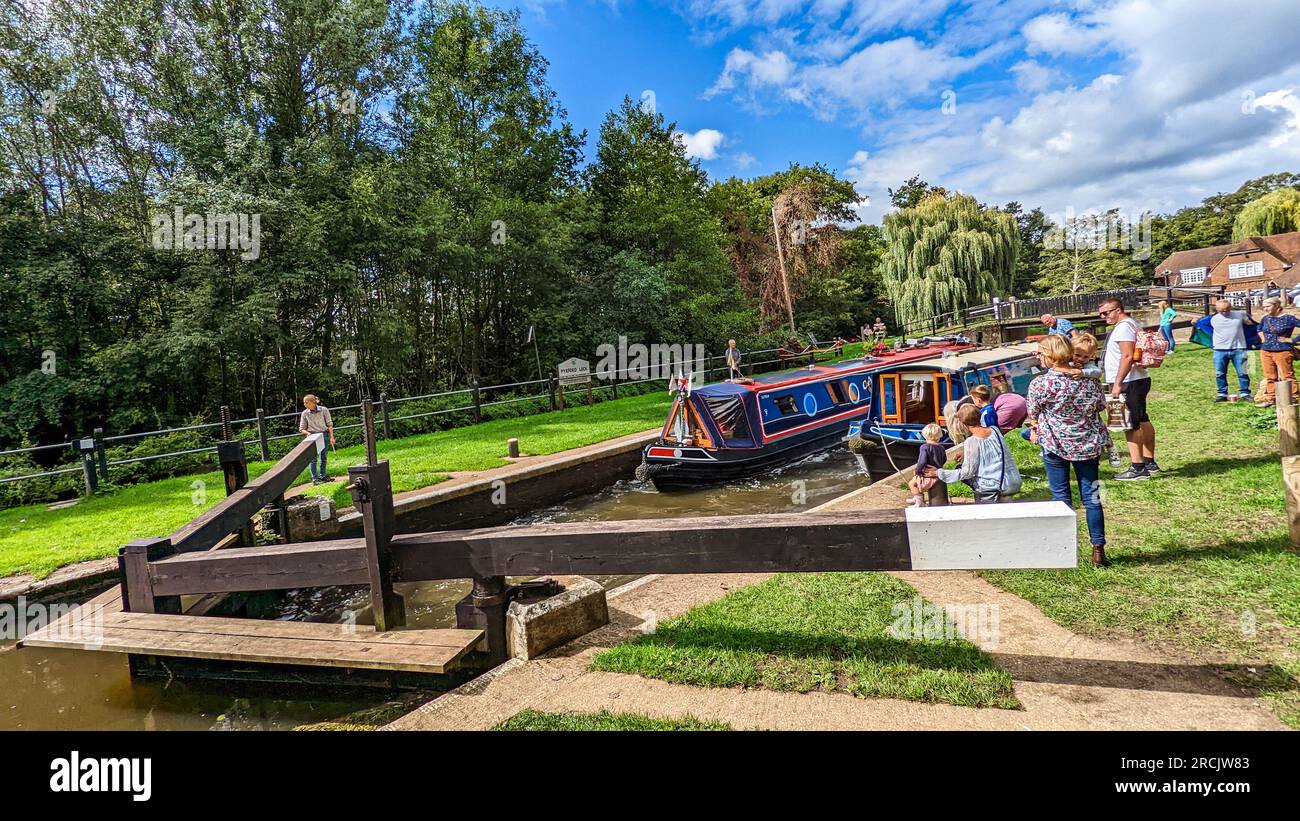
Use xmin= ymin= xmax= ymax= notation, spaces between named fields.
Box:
xmin=1158 ymin=300 xmax=1177 ymax=352
xmin=1026 ymin=335 xmax=1112 ymax=566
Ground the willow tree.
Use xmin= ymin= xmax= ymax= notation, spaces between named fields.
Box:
xmin=1233 ymin=188 xmax=1300 ymax=240
xmin=880 ymin=193 xmax=1018 ymax=329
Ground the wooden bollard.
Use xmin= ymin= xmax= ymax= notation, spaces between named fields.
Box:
xmin=1285 ymin=455 xmax=1300 ymax=552
xmin=507 ymin=438 xmax=520 ymax=458
xmin=1277 ymin=383 xmax=1298 ymax=457
xmin=1278 ymin=384 xmax=1300 ymax=549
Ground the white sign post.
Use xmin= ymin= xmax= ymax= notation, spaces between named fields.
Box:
xmin=557 ymin=357 xmax=592 ymax=407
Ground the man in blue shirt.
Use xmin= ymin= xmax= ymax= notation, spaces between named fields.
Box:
xmin=1041 ymin=313 xmax=1075 ymax=337
xmin=1259 ymin=296 xmax=1299 ymax=405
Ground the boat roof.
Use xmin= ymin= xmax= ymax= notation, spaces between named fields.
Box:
xmin=694 ymin=341 xmax=989 ymax=396
xmin=897 ymin=341 xmax=1040 ymax=372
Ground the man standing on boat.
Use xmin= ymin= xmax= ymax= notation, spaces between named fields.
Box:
xmin=725 ymin=339 xmax=743 ymax=380
xmin=1041 ymin=313 xmax=1075 ymax=338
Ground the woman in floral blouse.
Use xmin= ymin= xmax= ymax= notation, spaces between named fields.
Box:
xmin=1026 ymin=334 xmax=1112 ymax=567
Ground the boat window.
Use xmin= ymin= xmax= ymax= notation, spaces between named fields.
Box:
xmin=826 ymin=381 xmax=847 ymax=404
xmin=704 ymin=395 xmax=752 ymax=441
xmin=901 ymin=373 xmax=937 ymax=426
xmin=773 ymin=395 xmax=799 ymax=416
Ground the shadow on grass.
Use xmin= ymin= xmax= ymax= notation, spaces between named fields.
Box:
xmin=1114 ymin=532 xmax=1295 ymax=568
xmin=990 ymin=652 xmax=1295 ymax=697
xmin=1162 ymin=453 xmax=1281 ymax=479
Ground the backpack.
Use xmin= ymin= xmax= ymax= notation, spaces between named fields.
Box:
xmin=1131 ymin=321 xmax=1169 ymax=368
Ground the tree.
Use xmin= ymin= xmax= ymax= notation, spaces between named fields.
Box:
xmin=1233 ymin=188 xmax=1300 ymax=240
xmin=888 ymin=175 xmax=947 ymax=209
xmin=880 ymin=193 xmax=1019 ymax=328
xmin=708 ymin=163 xmax=861 ymax=334
xmin=1002 ymin=201 xmax=1053 ymax=296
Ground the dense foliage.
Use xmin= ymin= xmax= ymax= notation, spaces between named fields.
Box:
xmin=0 ymin=0 xmax=888 ymax=454
xmin=1 ymin=0 xmax=1297 ymax=461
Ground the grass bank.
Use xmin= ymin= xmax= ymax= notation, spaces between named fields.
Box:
xmin=0 ymin=390 xmax=670 ymax=580
xmin=593 ymin=572 xmax=1017 ymax=708
xmin=963 ymin=345 xmax=1300 ymax=726
xmin=494 ymin=709 xmax=731 ymax=731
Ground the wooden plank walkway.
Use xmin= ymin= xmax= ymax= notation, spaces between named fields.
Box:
xmin=20 ymin=608 xmax=483 ymax=675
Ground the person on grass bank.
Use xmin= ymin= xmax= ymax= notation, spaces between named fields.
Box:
xmin=1026 ymin=335 xmax=1111 ymax=567
xmin=1258 ymin=297 xmax=1299 ymax=406
xmin=1099 ymin=297 xmax=1158 ymax=480
xmin=1209 ymin=298 xmax=1254 ymax=403
xmin=298 ymin=394 xmax=336 ymax=484
xmin=1158 ymin=300 xmax=1178 ymax=353
xmin=923 ymin=404 xmax=1021 ymax=503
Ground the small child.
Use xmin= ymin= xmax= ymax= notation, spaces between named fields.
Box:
xmin=907 ymin=423 xmax=948 ymax=507
xmin=970 ymin=385 xmax=999 ymax=430
xmin=1071 ymin=332 xmax=1103 ymax=379
xmin=1070 ymin=333 xmax=1123 ymax=467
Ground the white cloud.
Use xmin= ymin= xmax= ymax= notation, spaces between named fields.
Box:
xmin=1021 ymin=12 xmax=1108 ymax=56
xmin=1010 ymin=59 xmax=1060 ymax=93
xmin=704 ymin=48 xmax=796 ymax=99
xmin=734 ymin=151 xmax=758 ymax=169
xmin=676 ymin=128 xmax=727 ymax=160
xmin=677 ymin=0 xmax=1300 ymax=220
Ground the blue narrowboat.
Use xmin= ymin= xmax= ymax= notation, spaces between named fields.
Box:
xmin=847 ymin=342 xmax=1041 ymax=481
xmin=639 ymin=339 xmax=1038 ymax=490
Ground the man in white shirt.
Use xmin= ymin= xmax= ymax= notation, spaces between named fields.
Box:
xmin=1209 ymin=299 xmax=1254 ymax=402
xmin=1099 ymin=298 xmax=1157 ymax=480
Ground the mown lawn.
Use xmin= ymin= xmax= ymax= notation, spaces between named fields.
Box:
xmin=494 ymin=709 xmax=731 ymax=731
xmin=593 ymin=572 xmax=1018 ymax=708
xmin=0 ymin=390 xmax=670 ymax=580
xmin=974 ymin=344 xmax=1300 ymax=726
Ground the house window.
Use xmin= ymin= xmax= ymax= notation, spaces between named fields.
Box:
xmin=1179 ymin=267 xmax=1207 ymax=285
xmin=1228 ymin=260 xmax=1264 ymax=279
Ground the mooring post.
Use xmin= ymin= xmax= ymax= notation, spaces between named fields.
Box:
xmin=548 ymin=373 xmax=558 ymax=411
xmin=347 ymin=400 xmax=404 ymax=631
xmin=925 ymin=480 xmax=949 ymax=506
xmin=92 ymin=427 xmax=109 ymax=482
xmin=118 ymin=537 xmax=179 ymax=614
xmin=507 ymin=438 xmax=520 ymax=458
xmin=255 ymin=408 xmax=271 ymax=460
xmin=457 ymin=575 xmax=510 ymax=668
xmin=72 ymin=436 xmax=98 ymax=495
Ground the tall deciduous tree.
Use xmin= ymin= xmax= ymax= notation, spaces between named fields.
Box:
xmin=1233 ymin=188 xmax=1300 ymax=240
xmin=880 ymin=193 xmax=1018 ymax=328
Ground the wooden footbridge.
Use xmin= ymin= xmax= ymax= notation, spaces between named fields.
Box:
xmin=20 ymin=402 xmax=1079 ymax=686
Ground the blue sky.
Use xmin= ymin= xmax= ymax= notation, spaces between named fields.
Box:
xmin=486 ymin=0 xmax=1300 ymax=225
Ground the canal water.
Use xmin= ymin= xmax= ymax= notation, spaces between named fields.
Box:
xmin=0 ymin=449 xmax=864 ymax=730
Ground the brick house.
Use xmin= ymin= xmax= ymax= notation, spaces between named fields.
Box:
xmin=1153 ymin=231 xmax=1300 ymax=297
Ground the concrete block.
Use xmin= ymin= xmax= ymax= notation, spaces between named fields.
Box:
xmin=286 ymin=494 xmax=341 ymax=541
xmin=506 ymin=576 xmax=609 ymax=660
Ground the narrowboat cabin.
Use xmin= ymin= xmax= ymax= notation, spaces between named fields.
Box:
xmin=847 ymin=342 xmax=1041 ymax=481
xmin=638 ymin=340 xmax=980 ymax=491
